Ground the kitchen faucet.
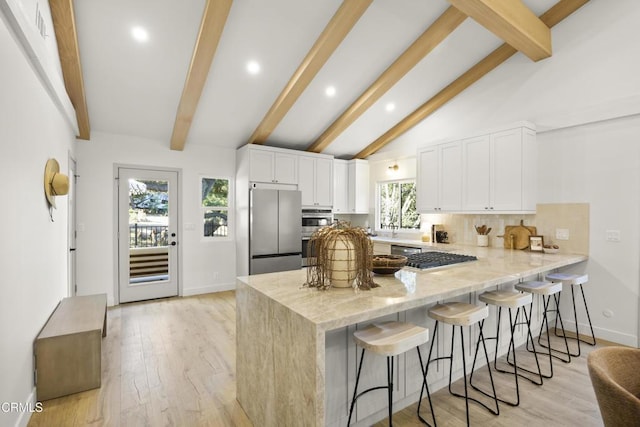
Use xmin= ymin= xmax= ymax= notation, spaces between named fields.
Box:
xmin=390 ymin=223 xmax=398 ymax=238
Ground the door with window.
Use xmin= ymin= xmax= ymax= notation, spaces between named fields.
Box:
xmin=118 ymin=168 xmax=179 ymax=303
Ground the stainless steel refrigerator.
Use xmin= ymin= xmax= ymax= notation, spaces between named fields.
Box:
xmin=249 ymin=188 xmax=302 ymax=274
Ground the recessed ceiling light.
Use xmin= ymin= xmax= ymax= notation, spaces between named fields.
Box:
xmin=385 ymin=102 xmax=396 ymax=112
xmin=131 ymin=26 xmax=149 ymax=43
xmin=325 ymin=86 xmax=336 ymax=97
xmin=246 ymin=60 xmax=261 ymax=75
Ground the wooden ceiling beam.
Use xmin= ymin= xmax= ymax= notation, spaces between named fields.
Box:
xmin=50 ymin=0 xmax=90 ymax=140
xmin=447 ymin=0 xmax=551 ymax=61
xmin=248 ymin=0 xmax=372 ymax=145
xmin=170 ymin=0 xmax=233 ymax=151
xmin=306 ymin=6 xmax=467 ymax=154
xmin=353 ymin=0 xmax=589 ymax=159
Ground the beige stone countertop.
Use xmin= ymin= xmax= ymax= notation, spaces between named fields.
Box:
xmin=236 ymin=246 xmax=587 ymax=332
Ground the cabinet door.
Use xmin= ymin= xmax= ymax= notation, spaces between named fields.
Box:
xmin=274 ymin=153 xmax=298 ymax=184
xmin=333 ymin=160 xmax=348 ymax=213
xmin=315 ymin=158 xmax=333 ymax=207
xmin=348 ymin=161 xmax=369 ymax=214
xmin=416 ymin=147 xmax=439 ymax=212
xmin=372 ymin=242 xmax=391 ymax=255
xmin=462 ymin=135 xmax=491 ymax=211
xmin=439 ymin=142 xmax=462 ymax=211
xmin=249 ymin=150 xmax=274 ymax=183
xmin=298 ymin=156 xmax=316 ymax=206
xmin=491 ymin=128 xmax=522 ymax=210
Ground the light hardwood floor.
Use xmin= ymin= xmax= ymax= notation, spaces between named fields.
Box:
xmin=29 ymin=291 xmax=607 ymax=426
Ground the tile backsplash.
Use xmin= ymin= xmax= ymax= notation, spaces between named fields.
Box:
xmin=337 ymin=203 xmax=589 ymax=256
xmin=420 ymin=203 xmax=589 ymax=255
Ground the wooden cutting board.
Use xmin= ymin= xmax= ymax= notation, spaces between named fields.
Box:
xmin=503 ymin=220 xmax=537 ymax=249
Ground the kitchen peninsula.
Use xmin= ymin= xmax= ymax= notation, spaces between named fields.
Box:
xmin=235 ymin=246 xmax=587 ymax=427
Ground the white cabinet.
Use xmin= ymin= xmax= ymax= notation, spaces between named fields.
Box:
xmin=416 ymin=141 xmax=462 ymax=212
xmin=348 ymin=159 xmax=369 ymax=214
xmin=462 ymin=126 xmax=537 ymax=212
xmin=372 ymin=242 xmax=391 ymax=255
xmin=299 ymin=155 xmax=333 ymax=208
xmin=248 ymin=148 xmax=297 ymax=184
xmin=332 ymin=160 xmax=348 ymax=213
xmin=418 ymin=123 xmax=537 ymax=214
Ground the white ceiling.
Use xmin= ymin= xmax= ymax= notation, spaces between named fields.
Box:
xmin=74 ymin=0 xmax=561 ymax=158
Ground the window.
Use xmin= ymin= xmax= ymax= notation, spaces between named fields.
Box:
xmin=377 ymin=180 xmax=420 ymax=231
xmin=202 ymin=177 xmax=230 ymax=238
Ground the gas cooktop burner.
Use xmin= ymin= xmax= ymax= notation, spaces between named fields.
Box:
xmin=406 ymin=252 xmax=477 ymax=270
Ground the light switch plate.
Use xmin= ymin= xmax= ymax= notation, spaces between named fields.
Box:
xmin=556 ymin=228 xmax=569 ymax=240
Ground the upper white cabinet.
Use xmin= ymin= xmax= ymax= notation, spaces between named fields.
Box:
xmin=248 ymin=147 xmax=297 ymax=184
xmin=332 ymin=159 xmax=348 ymax=213
xmin=419 ymin=122 xmax=537 ymax=214
xmin=416 ymin=141 xmax=462 ymax=212
xmin=333 ymin=159 xmax=369 ymax=214
xmin=348 ymin=159 xmax=369 ymax=214
xmin=299 ymin=155 xmax=333 ymax=208
xmin=462 ymin=126 xmax=536 ymax=212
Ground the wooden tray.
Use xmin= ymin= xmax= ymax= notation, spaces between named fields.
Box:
xmin=502 ymin=220 xmax=537 ymax=249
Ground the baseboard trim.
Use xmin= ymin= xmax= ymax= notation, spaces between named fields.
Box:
xmin=182 ymin=282 xmax=236 ymax=297
xmin=555 ymin=322 xmax=637 ymax=347
xmin=13 ymin=388 xmax=40 ymax=427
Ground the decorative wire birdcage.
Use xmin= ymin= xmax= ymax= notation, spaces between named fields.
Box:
xmin=305 ymin=221 xmax=378 ymax=291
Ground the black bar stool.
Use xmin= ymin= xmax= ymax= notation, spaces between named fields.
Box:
xmin=545 ymin=272 xmax=596 ymax=357
xmin=418 ymin=302 xmax=499 ymax=426
xmin=348 ymin=321 xmax=435 ymax=426
xmin=470 ymin=289 xmax=543 ymax=407
xmin=515 ymin=280 xmax=572 ymax=378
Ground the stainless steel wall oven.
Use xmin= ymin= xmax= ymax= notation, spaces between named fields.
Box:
xmin=301 ymin=209 xmax=333 ymax=266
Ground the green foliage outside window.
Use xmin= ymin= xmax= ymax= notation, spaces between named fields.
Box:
xmin=202 ymin=178 xmax=229 ymax=207
xmin=378 ymin=181 xmax=420 ymax=230
xmin=202 ymin=178 xmax=229 ymax=237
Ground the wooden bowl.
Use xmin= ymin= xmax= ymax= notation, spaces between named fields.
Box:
xmin=372 ymin=255 xmax=407 ymax=275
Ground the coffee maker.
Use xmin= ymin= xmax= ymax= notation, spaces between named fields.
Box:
xmin=432 ymin=224 xmax=449 ymax=243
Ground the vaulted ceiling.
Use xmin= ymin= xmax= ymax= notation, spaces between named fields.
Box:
xmin=57 ymin=0 xmax=589 ymax=159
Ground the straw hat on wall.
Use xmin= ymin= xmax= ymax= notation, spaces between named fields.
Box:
xmin=44 ymin=158 xmax=69 ymax=208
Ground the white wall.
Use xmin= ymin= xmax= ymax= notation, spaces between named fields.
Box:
xmin=537 ymin=116 xmax=640 ymax=346
xmin=75 ymin=133 xmax=236 ymax=305
xmin=0 ymin=18 xmax=75 ymax=427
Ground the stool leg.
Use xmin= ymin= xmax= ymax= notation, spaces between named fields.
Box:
xmin=347 ymin=348 xmax=366 ymax=426
xmin=471 ymin=307 xmax=519 ymax=406
xmin=418 ymin=321 xmax=439 ymax=426
xmin=578 ymin=284 xmax=597 ymax=346
xmin=506 ymin=306 xmax=544 ymax=385
xmin=528 ymin=296 xmax=555 ymax=378
xmin=477 ymin=320 xmax=499 ymax=415
xmin=452 ymin=322 xmax=499 ymax=425
xmin=554 ymin=284 xmax=597 ymax=356
xmin=387 ymin=356 xmax=393 ymax=426
xmin=416 ymin=346 xmax=436 ymax=427
xmin=538 ymin=294 xmax=572 ymax=363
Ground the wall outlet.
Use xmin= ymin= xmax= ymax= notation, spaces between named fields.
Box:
xmin=606 ymin=230 xmax=621 ymax=242
xmin=555 ymin=228 xmax=570 ymax=240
